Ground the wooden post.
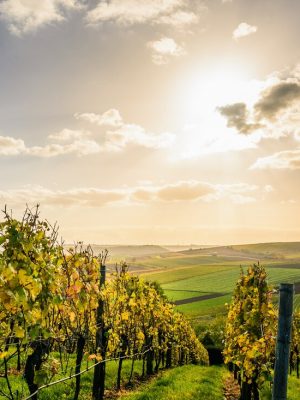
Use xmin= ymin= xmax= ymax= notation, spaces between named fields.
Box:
xmin=92 ymin=252 xmax=107 ymax=400
xmin=272 ymin=283 xmax=294 ymax=400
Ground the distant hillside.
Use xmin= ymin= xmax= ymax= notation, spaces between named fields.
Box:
xmin=63 ymin=244 xmax=170 ymax=259
xmin=163 ymin=245 xmax=215 ymax=252
xmin=178 ymin=242 xmax=300 ymax=261
xmin=233 ymin=242 xmax=300 ymax=257
xmin=63 ymin=241 xmax=300 ymax=264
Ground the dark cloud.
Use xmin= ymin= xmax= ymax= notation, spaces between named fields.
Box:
xmin=255 ymin=82 xmax=300 ymax=120
xmin=218 ymin=81 xmax=300 ymax=135
xmin=218 ymin=102 xmax=262 ymax=134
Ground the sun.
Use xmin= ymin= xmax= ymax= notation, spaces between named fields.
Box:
xmin=182 ymin=63 xmax=252 ymax=121
xmin=170 ymin=62 xmax=264 ymax=159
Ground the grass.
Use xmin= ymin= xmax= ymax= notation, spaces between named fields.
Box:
xmin=157 ymin=267 xmax=300 ymax=294
xmin=0 ymin=356 xmax=144 ymax=400
xmin=120 ymin=365 xmax=225 ymax=400
xmin=164 ymin=290 xmax=211 ymax=302
xmin=119 ymin=365 xmax=300 ymax=400
xmin=144 ymin=263 xmax=237 ymax=284
xmin=176 ymin=294 xmax=232 ymax=317
xmin=161 ymin=268 xmax=240 ymax=293
xmin=260 ymin=373 xmax=300 ymax=400
xmin=143 ymin=263 xmax=300 ymax=317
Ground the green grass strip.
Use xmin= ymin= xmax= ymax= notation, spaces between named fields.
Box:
xmin=120 ymin=365 xmax=225 ymax=400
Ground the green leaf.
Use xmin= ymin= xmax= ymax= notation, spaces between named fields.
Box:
xmin=34 ymin=370 xmax=49 ymax=387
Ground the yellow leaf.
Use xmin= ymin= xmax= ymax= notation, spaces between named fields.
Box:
xmin=0 ymin=351 xmax=9 ymax=359
xmin=15 ymin=325 xmax=25 ymax=338
xmin=137 ymin=331 xmax=145 ymax=341
xmin=18 ymin=270 xmax=32 ymax=286
xmin=121 ymin=311 xmax=129 ymax=321
xmin=69 ymin=311 xmax=76 ymax=322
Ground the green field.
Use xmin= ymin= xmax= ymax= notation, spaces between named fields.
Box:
xmin=122 ymin=242 xmax=300 ymax=319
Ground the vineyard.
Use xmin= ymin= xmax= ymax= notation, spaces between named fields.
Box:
xmin=0 ymin=207 xmax=208 ymax=400
xmin=0 ymin=207 xmax=300 ymax=400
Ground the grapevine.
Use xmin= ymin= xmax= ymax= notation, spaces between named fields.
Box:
xmin=0 ymin=207 xmax=208 ymax=400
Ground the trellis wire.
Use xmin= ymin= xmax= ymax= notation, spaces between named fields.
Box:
xmin=22 ymin=348 xmax=151 ymax=400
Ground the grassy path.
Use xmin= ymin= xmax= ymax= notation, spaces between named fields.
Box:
xmin=118 ymin=365 xmax=300 ymax=400
xmin=119 ymin=365 xmax=225 ymax=400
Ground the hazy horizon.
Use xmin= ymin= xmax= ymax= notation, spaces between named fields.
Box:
xmin=1 ymin=0 xmax=300 ymax=245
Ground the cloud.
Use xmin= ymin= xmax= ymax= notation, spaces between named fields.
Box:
xmin=86 ymin=0 xmax=201 ymax=27
xmin=250 ymin=149 xmax=300 ymax=170
xmin=0 ymin=0 xmax=83 ymax=35
xmin=0 ymin=135 xmax=26 ymax=155
xmin=264 ymin=185 xmax=274 ymax=193
xmin=131 ymin=181 xmax=258 ymax=204
xmin=156 ymin=181 xmax=214 ymax=201
xmin=157 ymin=10 xmax=199 ymax=26
xmin=48 ymin=128 xmax=90 ymax=141
xmin=0 ymin=109 xmax=175 ymax=158
xmin=105 ymin=124 xmax=175 ymax=150
xmin=74 ymin=109 xmax=123 ymax=127
xmin=27 ymin=140 xmax=102 ymax=157
xmin=0 ymin=186 xmax=127 ymax=207
xmin=254 ymin=82 xmax=300 ymax=121
xmin=75 ymin=109 xmax=175 ymax=150
xmin=214 ymin=183 xmax=258 ymax=204
xmin=147 ymin=37 xmax=185 ymax=65
xmin=1 ymin=181 xmax=264 ymax=209
xmin=233 ymin=22 xmax=257 ymax=40
xmin=217 ymin=68 xmax=300 ymax=137
xmin=0 ymin=132 xmax=101 ymax=157
xmin=217 ymin=103 xmax=262 ymax=134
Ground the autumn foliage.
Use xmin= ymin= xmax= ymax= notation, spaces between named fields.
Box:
xmin=0 ymin=207 xmax=208 ymax=399
xmin=223 ymin=264 xmax=277 ymax=400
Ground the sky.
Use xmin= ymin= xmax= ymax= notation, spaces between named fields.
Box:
xmin=0 ymin=0 xmax=300 ymax=245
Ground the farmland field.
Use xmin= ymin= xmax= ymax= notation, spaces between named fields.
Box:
xmin=105 ymin=242 xmax=300 ymax=318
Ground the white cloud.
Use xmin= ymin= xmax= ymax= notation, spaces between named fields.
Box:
xmin=157 ymin=10 xmax=199 ymax=26
xmin=0 ymin=132 xmax=101 ymax=157
xmin=0 ymin=186 xmax=127 ymax=207
xmin=0 ymin=109 xmax=175 ymax=158
xmin=0 ymin=0 xmax=83 ymax=35
xmin=233 ymin=22 xmax=257 ymax=40
xmin=86 ymin=0 xmax=200 ymax=27
xmin=250 ymin=149 xmax=300 ymax=170
xmin=74 ymin=109 xmax=123 ymax=127
xmin=147 ymin=37 xmax=185 ymax=65
xmin=27 ymin=139 xmax=102 ymax=157
xmin=105 ymin=123 xmax=175 ymax=150
xmin=0 ymin=135 xmax=26 ymax=155
xmin=48 ymin=128 xmax=90 ymax=141
xmin=75 ymin=109 xmax=175 ymax=150
xmin=264 ymin=185 xmax=274 ymax=193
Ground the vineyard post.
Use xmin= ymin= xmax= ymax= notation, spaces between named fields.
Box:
xmin=92 ymin=251 xmax=107 ymax=400
xmin=272 ymin=283 xmax=294 ymax=400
